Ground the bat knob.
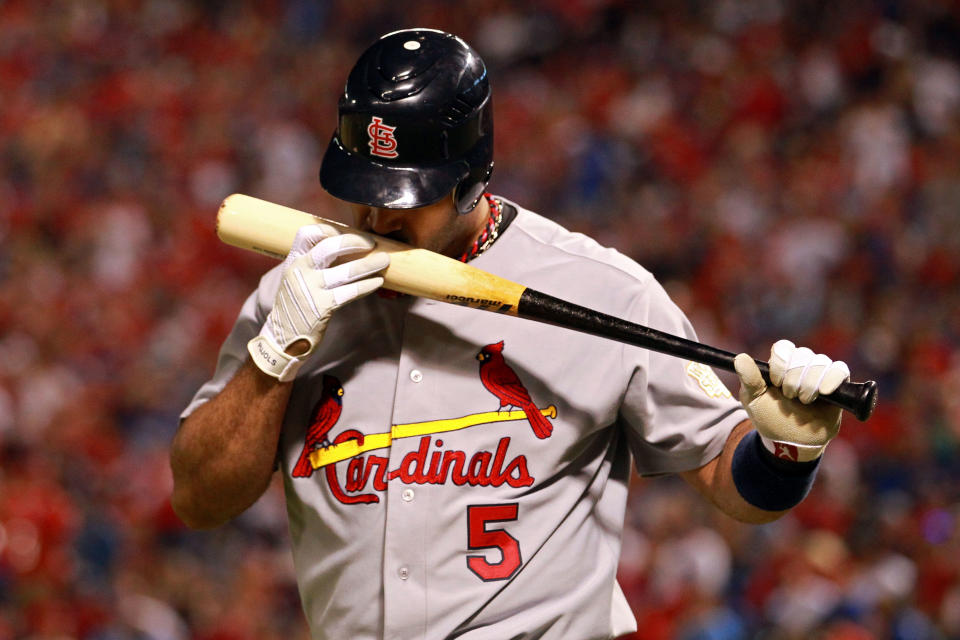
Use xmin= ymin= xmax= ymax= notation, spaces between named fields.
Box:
xmin=852 ymin=379 xmax=879 ymax=422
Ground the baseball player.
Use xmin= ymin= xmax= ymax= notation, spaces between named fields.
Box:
xmin=171 ymin=29 xmax=851 ymax=640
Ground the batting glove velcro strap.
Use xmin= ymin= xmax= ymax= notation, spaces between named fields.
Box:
xmin=248 ymin=225 xmax=389 ymax=382
xmin=734 ymin=341 xmax=849 ymax=463
xmin=248 ymin=334 xmax=304 ymax=382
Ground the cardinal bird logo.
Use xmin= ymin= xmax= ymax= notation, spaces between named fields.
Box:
xmin=477 ymin=341 xmax=553 ymax=439
xmin=292 ymin=375 xmax=344 ymax=478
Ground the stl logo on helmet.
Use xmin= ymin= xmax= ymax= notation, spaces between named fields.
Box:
xmin=367 ymin=116 xmax=398 ymax=158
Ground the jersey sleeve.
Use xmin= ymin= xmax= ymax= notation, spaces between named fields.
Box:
xmin=179 ymin=266 xmax=280 ymax=420
xmin=618 ymin=278 xmax=747 ymax=475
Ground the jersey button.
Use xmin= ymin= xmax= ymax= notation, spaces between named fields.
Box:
xmin=402 ymin=488 xmax=415 ymax=502
xmin=410 ymin=369 xmax=423 ymax=383
xmin=398 ymin=566 xmax=409 ymax=580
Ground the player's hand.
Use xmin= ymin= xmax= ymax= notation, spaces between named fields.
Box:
xmin=248 ymin=224 xmax=389 ymax=381
xmin=734 ymin=340 xmax=850 ymax=462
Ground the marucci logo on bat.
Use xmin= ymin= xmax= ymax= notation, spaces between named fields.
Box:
xmin=445 ymin=294 xmax=510 ymax=310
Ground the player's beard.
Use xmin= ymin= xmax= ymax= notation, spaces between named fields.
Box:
xmin=416 ymin=214 xmax=478 ymax=256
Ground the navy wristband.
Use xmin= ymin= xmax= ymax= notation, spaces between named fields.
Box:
xmin=731 ymin=431 xmax=821 ymax=511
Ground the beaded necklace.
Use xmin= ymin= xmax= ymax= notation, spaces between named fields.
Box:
xmin=458 ymin=193 xmax=503 ymax=263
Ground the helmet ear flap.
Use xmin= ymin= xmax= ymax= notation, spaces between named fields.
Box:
xmin=454 ymin=162 xmax=494 ymax=214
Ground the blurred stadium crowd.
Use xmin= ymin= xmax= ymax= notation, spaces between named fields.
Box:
xmin=1 ymin=0 xmax=958 ymax=638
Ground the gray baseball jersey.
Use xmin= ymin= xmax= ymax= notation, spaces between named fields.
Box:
xmin=182 ymin=198 xmax=747 ymax=639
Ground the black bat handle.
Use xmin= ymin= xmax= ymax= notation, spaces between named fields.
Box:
xmin=517 ymin=289 xmax=878 ymax=422
xmin=752 ymin=360 xmax=878 ymax=422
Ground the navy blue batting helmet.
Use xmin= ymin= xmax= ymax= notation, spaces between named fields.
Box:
xmin=319 ymin=29 xmax=494 ymax=214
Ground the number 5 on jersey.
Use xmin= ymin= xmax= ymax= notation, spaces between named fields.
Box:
xmin=466 ymin=503 xmax=522 ymax=581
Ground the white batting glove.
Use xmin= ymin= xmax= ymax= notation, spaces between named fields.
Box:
xmin=248 ymin=224 xmax=389 ymax=382
xmin=734 ymin=340 xmax=850 ymax=462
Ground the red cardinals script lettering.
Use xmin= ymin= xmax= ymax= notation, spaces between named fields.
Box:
xmin=324 ymin=435 xmax=534 ymax=505
xmin=294 ymin=341 xmax=555 ymax=505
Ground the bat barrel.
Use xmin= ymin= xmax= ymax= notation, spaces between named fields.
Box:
xmin=517 ymin=289 xmax=878 ymax=422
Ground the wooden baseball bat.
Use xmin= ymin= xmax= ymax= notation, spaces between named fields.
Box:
xmin=217 ymin=194 xmax=878 ymax=421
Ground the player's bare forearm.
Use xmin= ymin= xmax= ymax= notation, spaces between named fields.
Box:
xmin=170 ymin=359 xmax=292 ymax=529
xmin=680 ymin=420 xmax=787 ymax=524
